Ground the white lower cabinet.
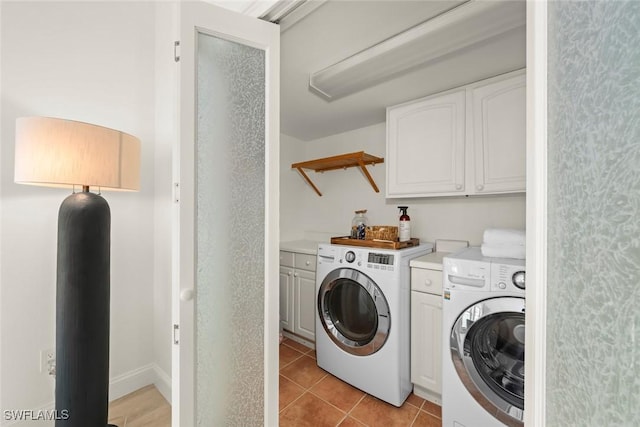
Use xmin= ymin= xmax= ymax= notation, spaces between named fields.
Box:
xmin=279 ymin=265 xmax=294 ymax=332
xmin=293 ymin=269 xmax=316 ymax=340
xmin=411 ymin=292 xmax=442 ymax=401
xmin=410 ymin=265 xmax=443 ymax=404
xmin=279 ymin=251 xmax=316 ymax=342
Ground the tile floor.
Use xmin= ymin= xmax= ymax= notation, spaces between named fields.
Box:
xmin=279 ymin=338 xmax=442 ymax=427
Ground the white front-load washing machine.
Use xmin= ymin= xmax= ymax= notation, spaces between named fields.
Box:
xmin=315 ymin=242 xmax=432 ymax=407
xmin=442 ymin=247 xmax=525 ymax=427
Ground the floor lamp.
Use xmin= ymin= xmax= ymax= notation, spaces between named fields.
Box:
xmin=14 ymin=117 xmax=140 ymax=427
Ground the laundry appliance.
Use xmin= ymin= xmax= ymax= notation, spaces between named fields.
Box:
xmin=442 ymin=247 xmax=525 ymax=427
xmin=315 ymin=242 xmax=432 ymax=406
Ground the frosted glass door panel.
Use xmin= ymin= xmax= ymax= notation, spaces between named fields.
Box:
xmin=547 ymin=1 xmax=640 ymax=425
xmin=196 ymin=32 xmax=265 ymax=426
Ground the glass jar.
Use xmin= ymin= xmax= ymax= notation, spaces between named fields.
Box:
xmin=351 ymin=209 xmax=368 ymax=240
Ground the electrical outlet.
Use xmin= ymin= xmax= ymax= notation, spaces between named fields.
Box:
xmin=40 ymin=349 xmax=54 ymax=374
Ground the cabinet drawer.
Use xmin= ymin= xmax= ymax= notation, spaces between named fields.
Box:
xmin=295 ymin=253 xmax=317 ymax=272
xmin=279 ymin=251 xmax=294 ymax=268
xmin=411 ymin=268 xmax=443 ymax=295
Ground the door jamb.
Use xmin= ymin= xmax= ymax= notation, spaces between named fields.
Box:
xmin=525 ymin=1 xmax=547 ymax=425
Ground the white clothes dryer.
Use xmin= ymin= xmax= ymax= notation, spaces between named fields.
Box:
xmin=315 ymin=242 xmax=432 ymax=407
xmin=442 ymin=247 xmax=525 ymax=427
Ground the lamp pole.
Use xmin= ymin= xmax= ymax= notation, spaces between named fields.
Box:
xmin=56 ymin=188 xmax=113 ymax=426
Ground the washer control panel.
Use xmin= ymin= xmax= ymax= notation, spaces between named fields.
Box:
xmin=368 ymin=252 xmax=395 ymax=266
xmin=442 ymin=247 xmax=525 ymax=294
xmin=491 ymin=262 xmax=526 ymax=294
xmin=333 ymin=248 xmax=397 ymax=271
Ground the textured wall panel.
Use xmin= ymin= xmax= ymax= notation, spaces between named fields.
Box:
xmin=196 ymin=32 xmax=266 ymax=426
xmin=547 ymin=1 xmax=640 ymax=425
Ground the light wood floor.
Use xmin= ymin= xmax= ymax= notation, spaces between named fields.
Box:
xmin=108 ymin=385 xmax=171 ymax=427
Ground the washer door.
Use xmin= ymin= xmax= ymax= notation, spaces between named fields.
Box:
xmin=450 ymin=297 xmax=525 ymax=426
xmin=318 ymin=268 xmax=390 ymax=356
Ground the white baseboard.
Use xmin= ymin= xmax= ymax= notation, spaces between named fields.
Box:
xmin=1 ymin=364 xmax=172 ymax=427
xmin=412 ymin=384 xmax=441 ymax=406
xmin=152 ymin=364 xmax=171 ymax=403
xmin=281 ymin=330 xmax=315 ymax=350
xmin=108 ymin=363 xmax=157 ymax=401
xmin=110 ymin=363 xmax=171 ymax=403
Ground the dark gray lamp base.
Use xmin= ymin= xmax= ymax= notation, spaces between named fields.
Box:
xmin=55 ymin=191 xmax=114 ymax=427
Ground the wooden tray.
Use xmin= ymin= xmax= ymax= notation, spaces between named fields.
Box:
xmin=330 ymin=236 xmax=420 ymax=250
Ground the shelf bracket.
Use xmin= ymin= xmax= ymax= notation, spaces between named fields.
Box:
xmin=357 ymin=159 xmax=380 ymax=193
xmin=294 ymin=167 xmax=323 ymax=196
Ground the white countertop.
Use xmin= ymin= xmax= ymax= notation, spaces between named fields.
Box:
xmin=410 ymin=239 xmax=470 ymax=270
xmin=410 ymin=252 xmax=450 ymax=271
xmin=280 ymin=240 xmax=322 ymax=255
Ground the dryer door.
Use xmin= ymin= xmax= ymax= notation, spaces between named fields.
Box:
xmin=450 ymin=297 xmax=525 ymax=426
xmin=318 ymin=268 xmax=390 ymax=356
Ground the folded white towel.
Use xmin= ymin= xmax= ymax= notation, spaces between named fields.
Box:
xmin=482 ymin=228 xmax=526 ymax=246
xmin=481 ymin=243 xmax=526 ymax=260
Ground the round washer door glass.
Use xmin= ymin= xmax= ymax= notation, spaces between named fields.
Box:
xmin=450 ymin=297 xmax=525 ymax=425
xmin=318 ymin=268 xmax=390 ymax=356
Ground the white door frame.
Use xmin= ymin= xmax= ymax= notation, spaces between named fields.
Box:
xmin=172 ymin=2 xmax=280 ymax=425
xmin=525 ymin=1 xmax=547 ymax=425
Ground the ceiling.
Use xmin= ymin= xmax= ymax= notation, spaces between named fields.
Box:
xmin=213 ymin=0 xmax=526 ymax=141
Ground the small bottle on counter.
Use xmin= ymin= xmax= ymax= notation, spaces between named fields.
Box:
xmin=351 ymin=209 xmax=368 ymax=240
xmin=398 ymin=206 xmax=411 ymax=242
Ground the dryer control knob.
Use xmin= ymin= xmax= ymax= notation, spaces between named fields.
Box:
xmin=513 ymin=271 xmax=526 ymax=289
xmin=498 ymin=282 xmax=507 ymax=290
xmin=357 ymin=261 xmax=362 ymax=266
xmin=345 ymin=251 xmax=356 ymax=263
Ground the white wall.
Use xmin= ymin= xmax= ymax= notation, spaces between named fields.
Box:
xmin=0 ymin=1 xmax=169 ymax=420
xmin=280 ymin=133 xmax=307 ymax=241
xmin=152 ymin=1 xmax=176 ymax=399
xmin=281 ymin=123 xmax=525 ymax=245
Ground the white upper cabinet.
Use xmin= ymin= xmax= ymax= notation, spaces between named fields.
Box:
xmin=387 ymin=90 xmax=466 ymax=197
xmin=386 ymin=70 xmax=526 ymax=198
xmin=469 ymin=73 xmax=526 ymax=194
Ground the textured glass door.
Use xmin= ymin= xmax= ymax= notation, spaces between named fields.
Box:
xmin=175 ymin=3 xmax=279 ymax=426
xmin=195 ymin=31 xmax=265 ymax=426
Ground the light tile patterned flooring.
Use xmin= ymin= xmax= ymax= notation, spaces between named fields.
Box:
xmin=280 ymin=338 xmax=443 ymax=427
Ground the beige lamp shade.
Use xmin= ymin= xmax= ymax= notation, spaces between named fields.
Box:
xmin=14 ymin=117 xmax=141 ymax=191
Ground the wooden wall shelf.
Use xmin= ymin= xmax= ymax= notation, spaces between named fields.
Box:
xmin=291 ymin=151 xmax=384 ymax=196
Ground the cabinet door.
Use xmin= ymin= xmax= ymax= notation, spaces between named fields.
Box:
xmin=411 ymin=292 xmax=442 ymax=396
xmin=279 ymin=266 xmax=294 ymax=332
xmin=470 ymin=73 xmax=526 ymax=194
xmin=387 ymin=90 xmax=465 ymax=197
xmin=294 ymin=269 xmax=316 ymax=341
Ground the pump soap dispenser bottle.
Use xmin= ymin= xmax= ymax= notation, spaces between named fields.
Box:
xmin=398 ymin=206 xmax=411 ymax=242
